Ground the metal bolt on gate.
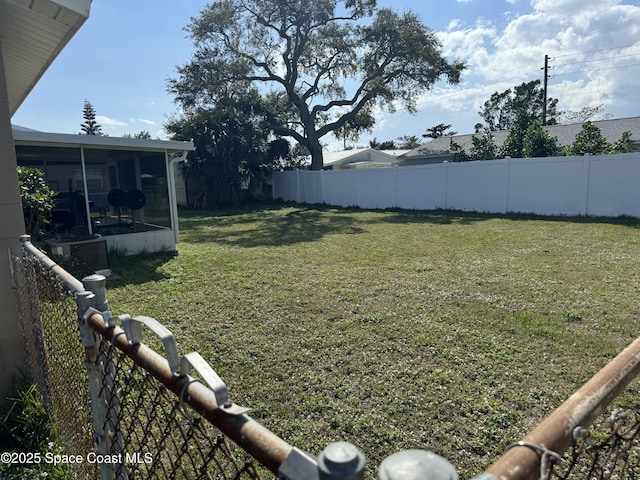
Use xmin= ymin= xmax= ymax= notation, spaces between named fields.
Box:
xmin=319 ymin=442 xmax=366 ymax=480
xmin=278 ymin=442 xmax=366 ymax=480
xmin=378 ymin=450 xmax=458 ymax=480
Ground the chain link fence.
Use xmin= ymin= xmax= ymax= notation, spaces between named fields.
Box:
xmin=95 ymin=336 xmax=265 ymax=480
xmin=10 ymin=235 xmax=640 ymax=480
xmin=11 ymin=241 xmax=98 ymax=479
xmin=12 ymin=238 xmax=277 ymax=480
xmin=477 ymin=334 xmax=640 ymax=480
xmin=548 ymin=408 xmax=640 ymax=480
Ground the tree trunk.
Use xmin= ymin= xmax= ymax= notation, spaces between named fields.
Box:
xmin=308 ymin=135 xmax=324 ymax=170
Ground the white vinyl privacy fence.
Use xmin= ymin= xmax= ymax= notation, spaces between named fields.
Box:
xmin=272 ymin=152 xmax=640 ymax=217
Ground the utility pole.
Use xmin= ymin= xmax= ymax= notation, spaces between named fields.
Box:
xmin=542 ymin=54 xmax=549 ymax=126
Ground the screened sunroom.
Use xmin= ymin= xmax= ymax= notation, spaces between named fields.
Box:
xmin=13 ymin=127 xmax=193 ymax=267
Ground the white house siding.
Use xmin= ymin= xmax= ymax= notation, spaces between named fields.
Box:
xmin=0 ymin=42 xmax=26 ymax=396
xmin=104 ymin=229 xmax=177 ymax=255
xmin=273 ymin=153 xmax=640 ymax=218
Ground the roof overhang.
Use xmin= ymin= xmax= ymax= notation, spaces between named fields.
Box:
xmin=323 ymin=148 xmax=402 ymax=168
xmin=0 ymin=0 xmax=91 ymax=116
xmin=12 ymin=127 xmax=195 ymax=153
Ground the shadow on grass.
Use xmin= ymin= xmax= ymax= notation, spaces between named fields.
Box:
xmin=179 ymin=203 xmax=367 ymax=247
xmin=107 ymin=250 xmax=177 ymax=287
xmin=177 ymin=201 xmax=640 ymax=248
xmin=375 ymin=207 xmax=640 ymax=228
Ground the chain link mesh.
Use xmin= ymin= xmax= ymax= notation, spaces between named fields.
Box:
xmin=12 ymin=251 xmax=98 ymax=479
xmin=97 ymin=335 xmax=265 ymax=480
xmin=547 ymin=406 xmax=640 ymax=480
xmin=12 ymin=248 xmax=266 ymax=480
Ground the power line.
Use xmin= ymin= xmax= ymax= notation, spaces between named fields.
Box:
xmin=552 ymin=62 xmax=640 ymax=78
xmin=544 ymin=47 xmax=640 ymax=105
xmin=426 ymin=63 xmax=639 ymax=113
xmin=372 ymin=46 xmax=640 ymax=135
xmin=553 ymin=51 xmax=640 ymax=69
xmin=551 ymin=43 xmax=638 ymax=60
xmin=550 ymin=83 xmax=640 ymax=99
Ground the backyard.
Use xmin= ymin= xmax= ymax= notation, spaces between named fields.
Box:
xmin=106 ymin=203 xmax=640 ymax=478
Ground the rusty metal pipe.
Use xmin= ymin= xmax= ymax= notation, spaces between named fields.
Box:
xmin=483 ymin=335 xmax=640 ymax=480
xmin=87 ymin=312 xmax=293 ymax=474
xmin=19 ymin=235 xmax=85 ymax=293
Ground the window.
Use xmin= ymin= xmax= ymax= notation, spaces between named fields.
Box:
xmin=74 ymin=169 xmax=103 ymax=192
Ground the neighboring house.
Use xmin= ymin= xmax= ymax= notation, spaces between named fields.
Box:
xmin=402 ymin=116 xmax=640 ymax=165
xmin=12 ymin=126 xmax=194 ymax=256
xmin=0 ymin=0 xmax=92 ymax=397
xmin=322 ymin=148 xmax=410 ymax=169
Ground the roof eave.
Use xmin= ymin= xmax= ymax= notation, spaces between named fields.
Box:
xmin=1 ymin=0 xmax=92 ymax=116
xmin=12 ymin=128 xmax=195 ymax=152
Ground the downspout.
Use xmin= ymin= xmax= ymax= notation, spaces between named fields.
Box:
xmin=167 ymin=150 xmax=188 ymax=245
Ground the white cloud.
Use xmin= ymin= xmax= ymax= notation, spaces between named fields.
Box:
xmin=155 ymin=129 xmax=171 ymax=140
xmin=127 ymin=117 xmax=156 ymax=126
xmin=438 ymin=21 xmax=497 ymax=77
xmin=447 ymin=19 xmax=462 ymax=31
xmin=95 ymin=115 xmax=128 ymax=128
xmin=427 ymin=0 xmax=640 ymax=130
xmin=93 ymin=116 xmax=158 ymax=136
xmin=531 ymin=0 xmax=619 ymax=15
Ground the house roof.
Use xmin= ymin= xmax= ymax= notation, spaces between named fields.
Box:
xmin=0 ymin=0 xmax=91 ymax=116
xmin=322 ymin=148 xmax=407 ymax=168
xmin=405 ymin=116 xmax=640 ymax=158
xmin=12 ymin=126 xmax=195 ymax=153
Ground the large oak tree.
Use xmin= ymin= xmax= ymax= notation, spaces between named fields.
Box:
xmin=168 ymin=0 xmax=464 ymax=169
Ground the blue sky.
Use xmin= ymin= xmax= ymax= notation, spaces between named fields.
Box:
xmin=11 ymin=0 xmax=640 ymax=151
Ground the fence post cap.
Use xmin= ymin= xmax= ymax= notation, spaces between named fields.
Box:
xmin=318 ymin=441 xmax=365 ymax=479
xmin=82 ymin=273 xmax=106 ymax=287
xmin=378 ymin=450 xmax=458 ymax=480
xmin=75 ymin=290 xmax=95 ymax=307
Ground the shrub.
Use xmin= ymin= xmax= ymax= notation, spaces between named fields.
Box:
xmin=0 ymin=382 xmax=71 ymax=479
xmin=17 ymin=167 xmax=55 ymax=242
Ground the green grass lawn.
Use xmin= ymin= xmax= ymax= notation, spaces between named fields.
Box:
xmin=106 ymin=203 xmax=640 ymax=479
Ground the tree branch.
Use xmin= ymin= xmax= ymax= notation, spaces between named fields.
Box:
xmin=316 ymin=93 xmax=375 ymax=138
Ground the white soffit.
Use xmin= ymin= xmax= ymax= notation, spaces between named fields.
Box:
xmin=0 ymin=0 xmax=91 ymax=115
xmin=12 ymin=127 xmax=196 ymax=153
